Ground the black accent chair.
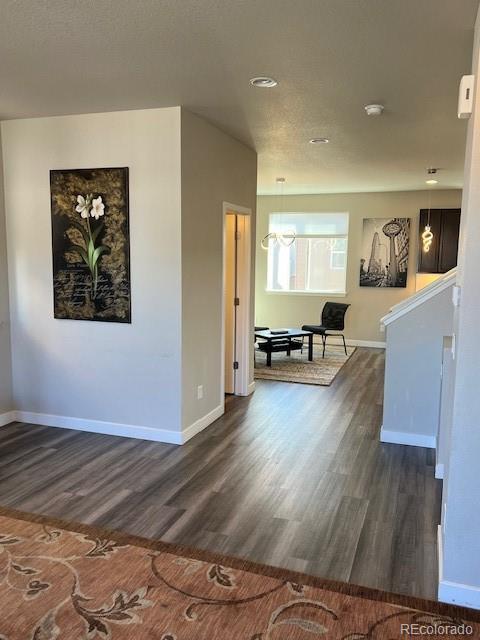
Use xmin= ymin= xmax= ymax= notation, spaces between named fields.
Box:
xmin=302 ymin=302 xmax=350 ymax=358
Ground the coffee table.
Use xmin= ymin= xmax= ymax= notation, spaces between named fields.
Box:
xmin=255 ymin=328 xmax=314 ymax=367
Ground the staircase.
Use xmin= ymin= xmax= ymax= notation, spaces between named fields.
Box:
xmin=379 ymin=268 xmax=456 ymax=449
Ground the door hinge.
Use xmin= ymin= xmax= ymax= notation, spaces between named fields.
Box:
xmin=235 ymin=231 xmax=241 ymax=240
xmin=234 ymin=297 xmax=240 ymax=306
xmin=233 ymin=361 xmax=239 ymax=370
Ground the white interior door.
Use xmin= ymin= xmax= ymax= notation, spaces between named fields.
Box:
xmin=224 ymin=214 xmax=237 ymax=394
xmin=222 ymin=203 xmax=252 ymax=400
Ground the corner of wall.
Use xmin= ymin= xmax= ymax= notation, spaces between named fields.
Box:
xmin=179 ymin=109 xmax=257 ymax=437
xmin=1 ymin=108 xmax=184 ymax=439
xmin=0 ymin=125 xmax=13 ymax=417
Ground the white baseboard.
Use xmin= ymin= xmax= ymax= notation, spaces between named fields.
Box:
xmin=14 ymin=410 xmax=184 ymax=445
xmin=311 ymin=336 xmax=386 ymax=349
xmin=10 ymin=404 xmax=226 ymax=446
xmin=347 ymin=339 xmax=386 ymax=349
xmin=0 ymin=411 xmax=16 ymax=427
xmin=435 ymin=462 xmax=445 ymax=479
xmin=309 ymin=337 xmax=385 ymax=349
xmin=380 ymin=425 xmax=437 ymax=449
xmin=439 ymin=580 xmax=480 ymax=610
xmin=438 ymin=525 xmax=480 ymax=610
xmin=182 ymin=403 xmax=224 ymax=443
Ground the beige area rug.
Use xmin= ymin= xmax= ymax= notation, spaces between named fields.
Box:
xmin=254 ymin=344 xmax=355 ymax=386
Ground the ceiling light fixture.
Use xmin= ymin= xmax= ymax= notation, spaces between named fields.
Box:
xmin=422 ymin=170 xmax=437 ymax=253
xmin=309 ymin=137 xmax=330 ymax=144
xmin=261 ymin=178 xmax=296 ymax=250
xmin=422 ymin=225 xmax=434 ymax=252
xmin=250 ymin=76 xmax=278 ymax=88
xmin=426 ymin=167 xmax=439 ymax=185
xmin=364 ymin=104 xmax=385 ymax=116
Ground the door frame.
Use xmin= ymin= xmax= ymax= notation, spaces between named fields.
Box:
xmin=221 ymin=202 xmax=253 ymax=400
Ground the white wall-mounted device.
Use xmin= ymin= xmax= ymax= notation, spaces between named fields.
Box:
xmin=458 ymin=75 xmax=475 ymax=119
xmin=452 ymin=284 xmax=461 ymax=308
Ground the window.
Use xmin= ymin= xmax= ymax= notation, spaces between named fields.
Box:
xmin=266 ymin=212 xmax=349 ymax=294
xmin=330 ymin=238 xmax=347 ymax=270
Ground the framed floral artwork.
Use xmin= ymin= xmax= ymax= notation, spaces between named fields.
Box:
xmin=50 ymin=167 xmax=131 ymax=322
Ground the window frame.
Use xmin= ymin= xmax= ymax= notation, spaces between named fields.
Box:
xmin=265 ymin=213 xmax=349 ymax=296
xmin=329 ymin=238 xmax=348 ymax=271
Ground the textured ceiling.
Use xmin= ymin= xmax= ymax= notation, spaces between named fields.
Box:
xmin=0 ymin=0 xmax=478 ymax=194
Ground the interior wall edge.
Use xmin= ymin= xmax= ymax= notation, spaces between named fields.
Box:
xmin=181 ymin=403 xmax=224 ymax=444
xmin=0 ymin=126 xmax=13 ymax=414
xmin=0 ymin=411 xmax=16 ymax=428
xmin=438 ymin=526 xmax=480 ymax=609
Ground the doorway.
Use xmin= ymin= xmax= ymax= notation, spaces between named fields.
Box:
xmin=222 ymin=203 xmax=252 ymax=398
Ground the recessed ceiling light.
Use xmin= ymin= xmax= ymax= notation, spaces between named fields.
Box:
xmin=250 ymin=76 xmax=278 ymax=88
xmin=426 ymin=179 xmax=438 ymax=185
xmin=309 ymin=138 xmax=330 ymax=144
xmin=364 ymin=104 xmax=384 ymax=116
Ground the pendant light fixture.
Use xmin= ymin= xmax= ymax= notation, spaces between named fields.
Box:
xmin=261 ymin=178 xmax=296 ymax=249
xmin=422 ymin=222 xmax=433 ymax=253
xmin=422 ymin=170 xmax=436 ymax=253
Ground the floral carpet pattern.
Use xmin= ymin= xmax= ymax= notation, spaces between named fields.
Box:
xmin=0 ymin=508 xmax=478 ymax=639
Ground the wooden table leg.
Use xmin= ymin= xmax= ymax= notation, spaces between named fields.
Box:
xmin=308 ymin=334 xmax=313 ymax=361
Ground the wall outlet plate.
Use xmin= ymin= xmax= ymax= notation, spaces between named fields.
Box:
xmin=197 ymin=385 xmax=204 ymax=400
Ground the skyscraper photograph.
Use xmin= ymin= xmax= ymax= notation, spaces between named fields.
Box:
xmin=360 ymin=218 xmax=410 ymax=287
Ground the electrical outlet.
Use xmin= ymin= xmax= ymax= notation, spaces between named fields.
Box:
xmin=197 ymin=385 xmax=204 ymax=400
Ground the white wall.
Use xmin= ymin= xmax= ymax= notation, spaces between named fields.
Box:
xmin=1 ymin=108 xmax=184 ymax=441
xmin=437 ymin=337 xmax=454 ymax=480
xmin=180 ymin=110 xmax=257 ymax=433
xmin=381 ymin=285 xmax=453 ymax=448
xmin=256 ymin=190 xmax=462 ymax=344
xmin=0 ymin=129 xmax=13 ymax=418
xmin=439 ymin=8 xmax=480 ymax=609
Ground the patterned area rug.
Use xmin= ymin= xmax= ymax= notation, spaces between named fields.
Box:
xmin=0 ymin=508 xmax=478 ymax=639
xmin=255 ymin=344 xmax=355 ymax=385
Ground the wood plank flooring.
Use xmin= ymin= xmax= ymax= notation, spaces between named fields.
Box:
xmin=0 ymin=348 xmax=441 ymax=599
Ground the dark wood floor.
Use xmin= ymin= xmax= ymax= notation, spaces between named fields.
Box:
xmin=0 ymin=348 xmax=441 ymax=599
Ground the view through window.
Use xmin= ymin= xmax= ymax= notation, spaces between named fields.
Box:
xmin=266 ymin=212 xmax=349 ymax=294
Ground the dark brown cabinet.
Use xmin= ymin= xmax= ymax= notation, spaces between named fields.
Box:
xmin=418 ymin=208 xmax=461 ymax=274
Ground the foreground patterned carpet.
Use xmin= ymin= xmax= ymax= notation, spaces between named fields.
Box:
xmin=0 ymin=508 xmax=478 ymax=639
xmin=254 ymin=345 xmax=355 ymax=385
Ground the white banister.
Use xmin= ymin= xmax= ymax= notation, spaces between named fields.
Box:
xmin=380 ymin=267 xmax=455 ymax=449
xmin=380 ymin=267 xmax=457 ymax=328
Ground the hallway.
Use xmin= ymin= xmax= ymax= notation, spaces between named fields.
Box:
xmin=0 ymin=348 xmax=441 ymax=599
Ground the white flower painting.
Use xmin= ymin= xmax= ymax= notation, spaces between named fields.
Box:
xmin=50 ymin=168 xmax=131 ymax=323
xmin=91 ymin=196 xmax=105 ymax=221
